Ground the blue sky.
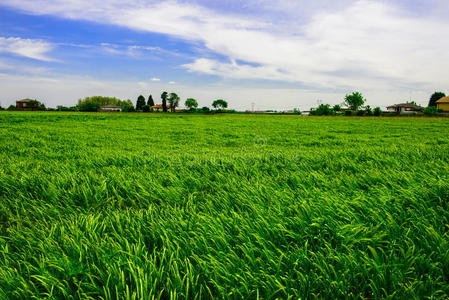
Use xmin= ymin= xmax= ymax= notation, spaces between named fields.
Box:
xmin=0 ymin=0 xmax=448 ymax=110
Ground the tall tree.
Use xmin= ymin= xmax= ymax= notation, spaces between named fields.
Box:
xmin=147 ymin=95 xmax=155 ymax=107
xmin=168 ymin=93 xmax=180 ymax=112
xmin=120 ymin=99 xmax=135 ymax=112
xmin=344 ymin=92 xmax=365 ymax=111
xmin=77 ymin=96 xmax=121 ymax=111
xmin=212 ymin=99 xmax=228 ymax=110
xmin=428 ymin=92 xmax=446 ymax=107
xmin=136 ymin=95 xmax=146 ymax=111
xmin=185 ymin=98 xmax=198 ymax=111
xmin=161 ymin=91 xmax=168 ymax=112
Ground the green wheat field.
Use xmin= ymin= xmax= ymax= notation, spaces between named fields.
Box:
xmin=1 ymin=111 xmax=449 ymax=299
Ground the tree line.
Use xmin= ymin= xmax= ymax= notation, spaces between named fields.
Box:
xmin=309 ymin=91 xmax=447 ymax=116
xmin=1 ymin=91 xmax=446 ymax=114
xmin=310 ymin=92 xmax=382 ymax=116
xmin=136 ymin=91 xmax=228 ymax=113
xmin=72 ymin=92 xmax=229 ymax=113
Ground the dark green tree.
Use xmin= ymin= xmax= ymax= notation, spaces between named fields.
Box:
xmin=147 ymin=95 xmax=155 ymax=107
xmin=332 ymin=104 xmax=341 ymax=112
xmin=428 ymin=92 xmax=446 ymax=107
xmin=373 ymin=107 xmax=382 ymax=116
xmin=168 ymin=93 xmax=180 ymax=112
xmin=212 ymin=99 xmax=228 ymax=110
xmin=344 ymin=92 xmax=365 ymax=111
xmin=78 ymin=102 xmax=100 ymax=112
xmin=310 ymin=104 xmax=333 ymax=116
xmin=365 ymin=105 xmax=373 ymax=116
xmin=423 ymin=106 xmax=438 ymax=115
xmin=185 ymin=98 xmax=198 ymax=111
xmin=120 ymin=99 xmax=135 ymax=112
xmin=77 ymin=96 xmax=128 ymax=112
xmin=136 ymin=95 xmax=146 ymax=111
xmin=161 ymin=91 xmax=168 ymax=112
xmin=147 ymin=95 xmax=154 ymax=107
xmin=57 ymin=105 xmax=76 ymax=111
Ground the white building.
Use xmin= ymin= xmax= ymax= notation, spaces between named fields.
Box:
xmin=386 ymin=103 xmax=423 ymax=114
xmin=99 ymin=104 xmax=122 ymax=112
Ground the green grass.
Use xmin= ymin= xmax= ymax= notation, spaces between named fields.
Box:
xmin=0 ymin=111 xmax=448 ymax=299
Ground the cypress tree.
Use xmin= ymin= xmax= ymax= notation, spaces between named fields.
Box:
xmin=147 ymin=95 xmax=155 ymax=107
xmin=428 ymin=92 xmax=446 ymax=107
xmin=161 ymin=91 xmax=168 ymax=112
xmin=136 ymin=95 xmax=146 ymax=111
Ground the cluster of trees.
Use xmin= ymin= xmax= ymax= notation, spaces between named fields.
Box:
xmin=77 ymin=96 xmax=135 ymax=112
xmin=184 ymin=99 xmax=228 ymax=113
xmin=4 ymin=90 xmax=445 ymax=115
xmin=310 ymin=92 xmax=382 ymax=116
xmin=311 ymin=91 xmax=448 ymax=117
xmin=135 ymin=91 xmax=228 ymax=113
xmin=423 ymin=91 xmax=446 ymax=115
xmin=428 ymin=92 xmax=445 ymax=107
xmin=4 ymin=93 xmax=229 ymax=113
xmin=136 ymin=94 xmax=155 ymax=112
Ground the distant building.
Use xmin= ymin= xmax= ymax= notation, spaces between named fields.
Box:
xmin=16 ymin=99 xmax=39 ymax=111
xmin=436 ymin=97 xmax=449 ymax=111
xmin=151 ymin=104 xmax=171 ymax=112
xmin=386 ymin=103 xmax=424 ymax=114
xmin=99 ymin=104 xmax=122 ymax=112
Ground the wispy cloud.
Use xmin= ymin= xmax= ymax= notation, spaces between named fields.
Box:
xmin=151 ymin=77 xmax=160 ymax=81
xmin=1 ymin=0 xmax=448 ymax=92
xmin=0 ymin=37 xmax=55 ymax=61
xmin=97 ymin=42 xmax=183 ymax=59
xmin=181 ymin=1 xmax=449 ymax=90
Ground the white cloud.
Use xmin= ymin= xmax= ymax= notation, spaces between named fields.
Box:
xmin=0 ymin=37 xmax=55 ymax=61
xmin=179 ymin=0 xmax=449 ymax=90
xmin=183 ymin=58 xmax=295 ymax=82
xmin=151 ymin=77 xmax=160 ymax=81
xmin=98 ymin=43 xmax=174 ymax=58
xmin=1 ymin=0 xmax=448 ymax=102
xmin=168 ymin=81 xmax=176 ymax=84
xmin=0 ymin=58 xmax=52 ymax=74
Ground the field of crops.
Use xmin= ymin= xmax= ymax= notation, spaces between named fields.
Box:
xmin=0 ymin=111 xmax=448 ymax=299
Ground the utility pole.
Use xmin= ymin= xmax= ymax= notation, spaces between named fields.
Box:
xmin=251 ymin=102 xmax=255 ymax=112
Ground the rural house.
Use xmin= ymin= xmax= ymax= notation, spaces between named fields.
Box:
xmin=151 ymin=104 xmax=171 ymax=112
xmin=436 ymin=97 xmax=449 ymax=111
xmin=16 ymin=99 xmax=39 ymax=111
xmin=386 ymin=103 xmax=424 ymax=114
xmin=99 ymin=104 xmax=122 ymax=112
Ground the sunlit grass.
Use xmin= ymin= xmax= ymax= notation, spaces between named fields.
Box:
xmin=0 ymin=111 xmax=448 ymax=299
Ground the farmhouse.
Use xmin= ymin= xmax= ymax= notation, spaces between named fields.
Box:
xmin=386 ymin=103 xmax=424 ymax=114
xmin=151 ymin=104 xmax=171 ymax=112
xmin=16 ymin=99 xmax=39 ymax=111
xmin=99 ymin=104 xmax=122 ymax=112
xmin=436 ymin=97 xmax=449 ymax=111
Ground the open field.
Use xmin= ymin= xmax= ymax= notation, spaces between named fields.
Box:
xmin=1 ymin=112 xmax=449 ymax=299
